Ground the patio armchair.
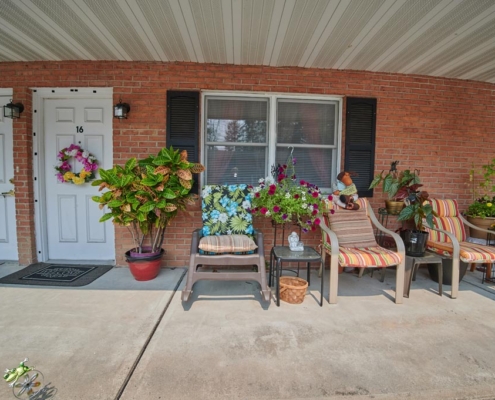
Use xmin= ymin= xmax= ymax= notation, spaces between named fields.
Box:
xmin=319 ymin=197 xmax=405 ymax=304
xmin=423 ymin=199 xmax=495 ymax=298
xmin=181 ymin=184 xmax=271 ymax=303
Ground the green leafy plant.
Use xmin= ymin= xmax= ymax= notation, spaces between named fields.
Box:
xmin=91 ymin=147 xmax=205 ymax=253
xmin=397 ymin=189 xmax=437 ymax=231
xmin=466 ymin=158 xmax=495 ymax=218
xmin=368 ymin=160 xmax=421 ymax=200
xmin=249 ymin=155 xmax=327 ymax=232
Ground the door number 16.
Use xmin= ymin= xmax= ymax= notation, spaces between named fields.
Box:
xmin=76 ymin=126 xmax=84 ymax=133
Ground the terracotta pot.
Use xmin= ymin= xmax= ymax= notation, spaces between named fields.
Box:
xmin=125 ymin=248 xmax=164 ymax=281
xmin=385 ymin=200 xmax=404 ymax=215
xmin=466 ymin=216 xmax=495 ymax=239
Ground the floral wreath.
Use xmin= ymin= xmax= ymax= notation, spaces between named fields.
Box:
xmin=55 ymin=144 xmax=99 ymax=185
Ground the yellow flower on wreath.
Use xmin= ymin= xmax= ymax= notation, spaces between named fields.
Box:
xmin=72 ymin=176 xmax=85 ymax=185
xmin=79 ymin=169 xmax=90 ymax=179
xmin=63 ymin=171 xmax=75 ymax=181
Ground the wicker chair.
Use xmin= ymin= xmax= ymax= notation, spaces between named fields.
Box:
xmin=181 ymin=184 xmax=271 ymax=303
xmin=319 ymin=197 xmax=405 ymax=304
xmin=423 ymin=199 xmax=495 ymax=298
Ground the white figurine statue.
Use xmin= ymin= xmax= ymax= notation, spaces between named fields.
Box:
xmin=288 ymin=231 xmax=304 ymax=251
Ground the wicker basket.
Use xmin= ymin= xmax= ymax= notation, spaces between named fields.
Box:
xmin=279 ymin=276 xmax=308 ymax=304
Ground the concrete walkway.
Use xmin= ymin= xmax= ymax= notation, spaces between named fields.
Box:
xmin=1 ymin=262 xmax=495 ymax=399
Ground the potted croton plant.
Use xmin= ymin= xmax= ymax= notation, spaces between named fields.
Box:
xmin=368 ymin=160 xmax=421 ymax=215
xmin=92 ymin=147 xmax=205 ymax=281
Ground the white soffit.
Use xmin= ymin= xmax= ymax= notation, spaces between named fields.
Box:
xmin=0 ymin=0 xmax=493 ymax=84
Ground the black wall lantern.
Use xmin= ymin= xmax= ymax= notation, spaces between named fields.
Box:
xmin=3 ymin=100 xmax=24 ymax=119
xmin=114 ymin=100 xmax=130 ymax=119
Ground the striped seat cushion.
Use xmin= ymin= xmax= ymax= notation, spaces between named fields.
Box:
xmin=198 ymin=234 xmax=257 ymax=254
xmin=322 ymin=243 xmax=402 ymax=267
xmin=427 ymin=240 xmax=495 ymax=263
xmin=425 ymin=199 xmax=467 ymax=243
xmin=324 ymin=197 xmax=377 ymax=248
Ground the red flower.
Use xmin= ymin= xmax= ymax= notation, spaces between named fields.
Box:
xmin=314 ymin=218 xmax=321 ymax=225
xmin=255 ymin=192 xmax=260 ymax=198
xmin=261 ymin=207 xmax=268 ymax=215
xmin=327 ymin=195 xmax=333 ymax=201
xmin=273 ymin=205 xmax=280 ymax=213
xmin=312 ymin=210 xmax=318 ymax=215
xmin=311 ymin=192 xmax=319 ymax=198
xmin=294 ymin=194 xmax=300 ymax=199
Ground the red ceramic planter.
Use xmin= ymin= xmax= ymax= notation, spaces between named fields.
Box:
xmin=125 ymin=248 xmax=165 ymax=281
xmin=128 ymin=258 xmax=162 ymax=281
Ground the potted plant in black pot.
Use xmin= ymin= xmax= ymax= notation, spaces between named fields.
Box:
xmin=397 ymin=187 xmax=438 ymax=257
xmin=92 ymin=147 xmax=205 ymax=281
xmin=368 ymin=160 xmax=421 ymax=215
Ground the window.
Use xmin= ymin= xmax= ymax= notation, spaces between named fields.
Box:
xmin=203 ymin=93 xmax=341 ymax=192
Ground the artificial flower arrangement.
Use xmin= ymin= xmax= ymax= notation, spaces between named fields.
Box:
xmin=249 ymin=156 xmax=329 ymax=233
xmin=55 ymin=144 xmax=98 ymax=185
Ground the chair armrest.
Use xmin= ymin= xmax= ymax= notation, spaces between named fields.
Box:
xmin=427 ymin=226 xmax=460 ymax=260
xmin=190 ymin=228 xmax=202 ymax=252
xmin=318 ymin=214 xmax=340 ymax=258
xmin=253 ymin=229 xmax=264 ymax=255
xmin=460 ymin=214 xmax=495 ymax=236
xmin=367 ymin=200 xmax=405 ymax=254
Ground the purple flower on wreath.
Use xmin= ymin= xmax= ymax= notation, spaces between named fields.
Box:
xmin=56 ymin=173 xmax=64 ymax=183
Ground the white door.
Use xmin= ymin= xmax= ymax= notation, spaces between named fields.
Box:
xmin=0 ymin=95 xmax=18 ymax=260
xmin=43 ymin=98 xmax=114 ymax=261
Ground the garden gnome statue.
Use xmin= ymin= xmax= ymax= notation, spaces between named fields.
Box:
xmin=332 ymin=171 xmax=360 ymax=210
xmin=288 ymin=231 xmax=304 ymax=251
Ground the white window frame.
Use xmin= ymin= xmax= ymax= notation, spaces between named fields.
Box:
xmin=200 ymin=91 xmax=343 ymax=193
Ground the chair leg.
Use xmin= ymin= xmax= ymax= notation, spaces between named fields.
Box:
xmin=329 ymin=254 xmax=339 ymax=304
xmin=258 ymin=261 xmax=271 ymax=303
xmin=470 ymin=263 xmax=476 ymax=272
xmin=182 ymin=259 xmax=197 ymax=302
xmin=395 ymin=260 xmax=405 ymax=304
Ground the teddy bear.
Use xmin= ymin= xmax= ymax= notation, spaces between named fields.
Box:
xmin=332 ymin=171 xmax=360 ymax=210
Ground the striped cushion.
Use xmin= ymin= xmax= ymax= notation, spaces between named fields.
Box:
xmin=323 ymin=243 xmax=402 ymax=267
xmin=427 ymin=240 xmax=495 ymax=263
xmin=430 ymin=199 xmax=459 ymax=217
xmin=198 ymin=234 xmax=257 ymax=253
xmin=424 ymin=199 xmax=467 ymax=243
xmin=325 ymin=198 xmax=377 ymax=248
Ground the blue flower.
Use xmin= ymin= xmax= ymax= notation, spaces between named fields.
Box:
xmin=245 ymin=213 xmax=252 ymax=222
xmin=228 ymin=184 xmax=238 ymax=192
xmin=210 ymin=210 xmax=220 ymax=221
xmin=220 ymin=196 xmax=230 ymax=208
xmin=202 ymin=212 xmax=209 ymax=221
xmin=227 ymin=204 xmax=238 ymax=216
xmin=202 ymin=226 xmax=210 ymax=236
xmin=238 ymin=184 xmax=247 ymax=190
xmin=245 ymin=225 xmax=254 ymax=235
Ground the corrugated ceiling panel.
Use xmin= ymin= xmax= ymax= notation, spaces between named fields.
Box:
xmin=278 ymin=0 xmax=329 ymax=66
xmin=414 ymin=20 xmax=495 ymax=75
xmin=0 ymin=0 xmax=81 ymax=60
xmin=380 ymin=0 xmax=495 ymax=72
xmin=240 ymin=0 xmax=274 ymax=65
xmin=84 ymin=0 xmax=154 ymax=61
xmin=0 ymin=53 xmax=13 ymax=62
xmin=312 ymin=0 xmax=385 ymax=68
xmin=347 ymin=0 xmax=441 ymax=71
xmin=138 ymin=0 xmax=190 ymax=61
xmin=445 ymin=48 xmax=495 ymax=79
xmin=31 ymin=0 xmax=118 ymax=60
xmin=0 ymin=29 xmax=43 ymax=60
xmin=470 ymin=66 xmax=495 ymax=82
xmin=189 ymin=0 xmax=226 ymax=63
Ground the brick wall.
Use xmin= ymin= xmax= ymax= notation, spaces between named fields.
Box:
xmin=1 ymin=61 xmax=494 ymax=266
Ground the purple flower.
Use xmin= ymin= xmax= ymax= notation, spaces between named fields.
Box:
xmin=282 ymin=214 xmax=288 ymax=220
xmin=56 ymin=173 xmax=64 ymax=182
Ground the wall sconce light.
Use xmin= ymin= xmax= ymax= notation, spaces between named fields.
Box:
xmin=3 ymin=100 xmax=24 ymax=119
xmin=114 ymin=99 xmax=130 ymax=119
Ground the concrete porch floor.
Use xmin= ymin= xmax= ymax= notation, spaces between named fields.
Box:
xmin=1 ymin=262 xmax=495 ymax=400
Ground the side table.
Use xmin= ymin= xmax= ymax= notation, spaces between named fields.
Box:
xmin=269 ymin=246 xmax=324 ymax=307
xmin=404 ymin=253 xmax=443 ymax=298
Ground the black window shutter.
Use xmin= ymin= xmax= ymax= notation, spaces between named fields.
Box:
xmin=344 ymin=97 xmax=377 ymax=198
xmin=167 ymin=91 xmax=200 ymax=193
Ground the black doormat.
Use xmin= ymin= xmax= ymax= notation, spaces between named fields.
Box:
xmin=0 ymin=263 xmax=113 ymax=287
